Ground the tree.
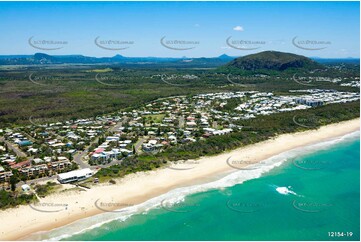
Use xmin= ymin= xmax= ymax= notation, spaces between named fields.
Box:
xmin=157 ymin=127 xmax=161 ymax=136
xmin=10 ymin=175 xmax=18 ymax=192
xmin=132 ymin=145 xmax=136 ymax=155
xmin=67 ymin=153 xmax=73 ymax=161
xmin=142 ymin=117 xmax=146 ymax=126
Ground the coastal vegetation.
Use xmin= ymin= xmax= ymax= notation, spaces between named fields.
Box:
xmin=34 ymin=181 xmax=60 ymax=197
xmin=0 ymin=190 xmax=36 ymax=209
xmin=0 ymin=53 xmax=359 ymax=127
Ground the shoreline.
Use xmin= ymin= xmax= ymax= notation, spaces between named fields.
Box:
xmin=0 ymin=118 xmax=359 ymax=241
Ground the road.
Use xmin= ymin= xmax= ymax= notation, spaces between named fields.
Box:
xmin=0 ymin=136 xmax=27 ymax=157
xmin=22 ymin=131 xmax=36 ymax=143
xmin=134 ymin=137 xmax=146 ymax=154
xmin=73 ymin=116 xmax=129 ymax=169
xmin=73 ymin=143 xmax=94 ymax=169
xmin=179 ymin=115 xmax=185 ymax=128
xmin=110 ymin=116 xmax=128 ymax=132
xmin=17 ymin=175 xmax=58 ymax=187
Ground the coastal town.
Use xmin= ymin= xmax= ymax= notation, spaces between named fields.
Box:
xmin=0 ymin=88 xmax=359 ymax=190
xmin=1 ymin=1 xmax=360 ymax=241
xmin=293 ymin=75 xmax=360 ymax=88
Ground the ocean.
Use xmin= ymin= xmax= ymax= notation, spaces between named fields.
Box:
xmin=33 ymin=132 xmax=360 ymax=241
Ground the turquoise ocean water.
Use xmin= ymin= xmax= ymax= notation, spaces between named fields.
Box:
xmin=33 ymin=132 xmax=360 ymax=241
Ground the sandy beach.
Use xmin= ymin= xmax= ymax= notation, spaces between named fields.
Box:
xmin=0 ymin=118 xmax=359 ymax=241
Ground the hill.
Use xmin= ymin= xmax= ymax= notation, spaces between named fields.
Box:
xmin=0 ymin=53 xmax=236 ymax=67
xmin=224 ymin=51 xmax=324 ymax=73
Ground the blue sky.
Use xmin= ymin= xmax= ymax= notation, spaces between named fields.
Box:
xmin=0 ymin=1 xmax=359 ymax=58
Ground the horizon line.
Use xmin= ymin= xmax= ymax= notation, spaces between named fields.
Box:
xmin=0 ymin=52 xmax=360 ymax=59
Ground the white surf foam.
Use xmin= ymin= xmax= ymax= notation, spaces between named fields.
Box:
xmin=31 ymin=131 xmax=359 ymax=241
xmin=275 ymin=186 xmax=298 ymax=196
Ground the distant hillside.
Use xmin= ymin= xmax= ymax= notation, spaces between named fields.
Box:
xmin=218 ymin=54 xmax=234 ymax=60
xmin=0 ymin=53 xmax=237 ymax=66
xmin=224 ymin=51 xmax=324 ymax=73
xmin=0 ymin=51 xmax=356 ymax=68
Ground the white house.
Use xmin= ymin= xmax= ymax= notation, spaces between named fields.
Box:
xmin=57 ymin=168 xmax=93 ymax=184
xmin=21 ymin=184 xmax=31 ymax=192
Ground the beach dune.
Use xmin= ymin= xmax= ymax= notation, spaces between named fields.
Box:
xmin=0 ymin=118 xmax=359 ymax=241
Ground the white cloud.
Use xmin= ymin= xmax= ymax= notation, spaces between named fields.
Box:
xmin=233 ymin=26 xmax=244 ymax=32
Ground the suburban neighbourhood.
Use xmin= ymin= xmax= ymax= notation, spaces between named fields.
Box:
xmin=0 ymin=89 xmax=359 ymax=190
